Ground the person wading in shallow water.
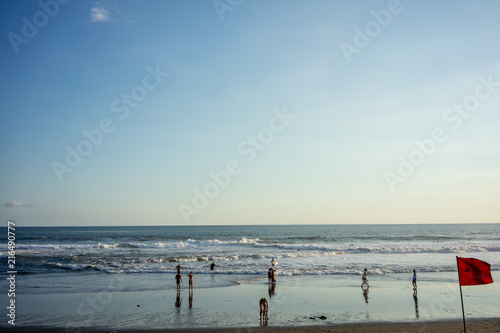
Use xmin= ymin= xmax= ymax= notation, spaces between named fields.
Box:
xmin=361 ymin=268 xmax=369 ymax=288
xmin=188 ymin=272 xmax=194 ymax=289
xmin=175 ymin=273 xmax=183 ymax=290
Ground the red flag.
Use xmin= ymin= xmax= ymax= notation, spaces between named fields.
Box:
xmin=457 ymin=257 xmax=493 ymax=286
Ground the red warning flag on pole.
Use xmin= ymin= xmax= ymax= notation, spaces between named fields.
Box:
xmin=457 ymin=257 xmax=493 ymax=286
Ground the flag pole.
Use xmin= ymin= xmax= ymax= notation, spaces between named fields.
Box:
xmin=456 ymin=256 xmax=467 ymax=333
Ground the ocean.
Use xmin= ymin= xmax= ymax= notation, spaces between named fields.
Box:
xmin=3 ymin=223 xmax=499 ymax=296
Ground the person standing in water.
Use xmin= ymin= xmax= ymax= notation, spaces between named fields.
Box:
xmin=210 ymin=261 xmax=216 ymax=271
xmin=175 ymin=273 xmax=183 ymax=290
xmin=188 ymin=272 xmax=194 ymax=290
xmin=271 ymin=258 xmax=277 ymax=266
xmin=361 ymin=268 xmax=369 ymax=288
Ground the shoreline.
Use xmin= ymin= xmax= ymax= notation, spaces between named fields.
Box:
xmin=4 ymin=272 xmax=499 ymax=331
xmin=5 ymin=318 xmax=500 ymax=333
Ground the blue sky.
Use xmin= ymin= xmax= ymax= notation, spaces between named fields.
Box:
xmin=1 ymin=0 xmax=499 ymax=226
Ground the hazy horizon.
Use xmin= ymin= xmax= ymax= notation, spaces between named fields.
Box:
xmin=9 ymin=222 xmax=500 ymax=228
xmin=1 ymin=0 xmax=499 ymax=227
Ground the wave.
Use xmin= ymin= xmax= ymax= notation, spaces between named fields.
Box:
xmin=43 ymin=263 xmax=471 ymax=276
xmin=352 ymin=244 xmax=500 ymax=254
xmin=254 ymin=242 xmax=500 ymax=254
xmin=3 ymin=243 xmax=120 ymax=250
xmin=126 ymin=237 xmax=262 ymax=248
xmin=53 ymin=263 xmax=99 ymax=271
xmin=4 ymin=237 xmax=262 ymax=250
xmin=5 ymin=242 xmax=500 ymax=258
xmin=258 ymin=234 xmax=480 ymax=244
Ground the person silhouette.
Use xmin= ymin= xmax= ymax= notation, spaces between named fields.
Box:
xmin=412 ymin=269 xmax=417 ymax=290
xmin=271 ymin=268 xmax=276 ymax=284
xmin=175 ymin=273 xmax=183 ymax=290
xmin=259 ymin=297 xmax=268 ymax=324
xmin=361 ymin=268 xmax=369 ymax=288
xmin=188 ymin=272 xmax=194 ymax=290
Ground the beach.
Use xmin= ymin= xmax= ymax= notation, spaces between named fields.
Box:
xmin=2 ymin=272 xmax=499 ymax=332
xmin=2 ymin=224 xmax=499 ymax=331
xmin=3 ymin=0 xmax=500 ymax=330
xmin=5 ymin=318 xmax=500 ymax=333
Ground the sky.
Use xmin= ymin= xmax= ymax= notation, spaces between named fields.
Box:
xmin=1 ymin=0 xmax=499 ymax=226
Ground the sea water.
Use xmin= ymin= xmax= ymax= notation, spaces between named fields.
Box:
xmin=2 ymin=223 xmax=499 ymax=295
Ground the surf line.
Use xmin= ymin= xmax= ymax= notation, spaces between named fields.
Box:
xmin=178 ymin=107 xmax=296 ymax=224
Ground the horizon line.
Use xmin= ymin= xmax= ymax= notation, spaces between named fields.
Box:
xmin=12 ymin=222 xmax=500 ymax=228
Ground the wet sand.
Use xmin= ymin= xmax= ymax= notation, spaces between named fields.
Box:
xmin=6 ymin=318 xmax=500 ymax=333
xmin=3 ymin=272 xmax=499 ymax=332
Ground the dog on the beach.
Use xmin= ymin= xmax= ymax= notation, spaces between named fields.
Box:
xmin=259 ymin=297 xmax=268 ymax=320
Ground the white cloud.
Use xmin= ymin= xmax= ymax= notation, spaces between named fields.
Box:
xmin=90 ymin=6 xmax=111 ymax=22
xmin=2 ymin=201 xmax=24 ymax=208
xmin=0 ymin=201 xmax=36 ymax=208
xmin=89 ymin=1 xmax=130 ymax=23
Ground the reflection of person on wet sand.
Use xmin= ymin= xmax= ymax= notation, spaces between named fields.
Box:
xmin=175 ymin=290 xmax=182 ymax=308
xmin=189 ymin=289 xmax=193 ymax=308
xmin=362 ymin=286 xmax=369 ymax=303
xmin=413 ymin=289 xmax=419 ymax=318
xmin=268 ymin=282 xmax=276 ymax=297
xmin=361 ymin=268 xmax=369 ymax=288
xmin=187 ymin=272 xmax=193 ymax=290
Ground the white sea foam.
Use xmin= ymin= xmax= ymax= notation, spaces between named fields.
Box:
xmin=48 ymin=262 xmax=468 ymax=276
xmin=10 ymin=240 xmax=500 ymax=254
xmin=54 ymin=263 xmax=95 ymax=270
xmin=8 ymin=224 xmax=500 ymax=281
